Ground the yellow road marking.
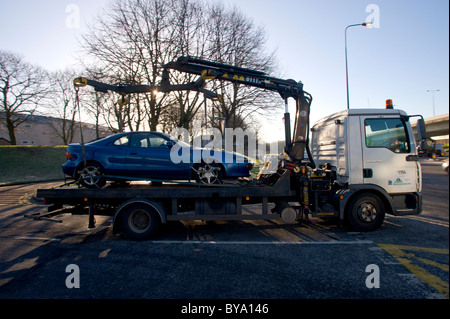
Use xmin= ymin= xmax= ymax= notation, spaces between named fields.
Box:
xmin=378 ymin=244 xmax=449 ymax=298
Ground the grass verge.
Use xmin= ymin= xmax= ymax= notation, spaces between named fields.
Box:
xmin=0 ymin=146 xmax=67 ymax=186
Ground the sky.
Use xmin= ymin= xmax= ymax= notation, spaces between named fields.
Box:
xmin=1 ymin=0 xmax=448 ymax=142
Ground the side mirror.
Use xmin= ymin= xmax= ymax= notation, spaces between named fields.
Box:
xmin=416 ymin=118 xmax=427 ymax=140
xmin=419 ymin=139 xmax=428 ymax=151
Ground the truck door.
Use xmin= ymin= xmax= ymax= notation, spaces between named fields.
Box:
xmin=361 ymin=116 xmax=418 ymax=194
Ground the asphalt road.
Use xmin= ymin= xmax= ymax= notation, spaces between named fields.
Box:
xmin=0 ymin=159 xmax=448 ymax=309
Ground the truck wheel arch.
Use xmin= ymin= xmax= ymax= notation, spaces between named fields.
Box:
xmin=112 ymin=199 xmax=167 ymax=238
xmin=339 ymin=185 xmax=394 ymax=221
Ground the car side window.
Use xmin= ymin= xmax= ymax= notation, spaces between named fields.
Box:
xmin=113 ymin=135 xmax=130 ymax=146
xmin=127 ymin=133 xmax=170 ymax=148
xmin=149 ymin=135 xmax=169 ymax=148
xmin=364 ymin=118 xmax=410 ymax=153
xmin=130 ymin=134 xmax=150 ymax=148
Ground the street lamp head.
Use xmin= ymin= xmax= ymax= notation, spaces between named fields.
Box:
xmin=345 ymin=22 xmax=374 ymax=109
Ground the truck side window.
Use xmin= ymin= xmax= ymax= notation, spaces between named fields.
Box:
xmin=364 ymin=118 xmax=410 ymax=153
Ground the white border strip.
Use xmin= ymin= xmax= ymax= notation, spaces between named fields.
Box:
xmin=148 ymin=240 xmax=373 ymax=245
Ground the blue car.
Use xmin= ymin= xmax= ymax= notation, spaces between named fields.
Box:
xmin=63 ymin=132 xmax=253 ymax=188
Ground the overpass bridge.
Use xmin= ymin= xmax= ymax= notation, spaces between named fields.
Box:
xmin=411 ymin=113 xmax=449 ymax=140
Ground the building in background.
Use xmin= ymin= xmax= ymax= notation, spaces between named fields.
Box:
xmin=0 ymin=112 xmax=111 ymax=145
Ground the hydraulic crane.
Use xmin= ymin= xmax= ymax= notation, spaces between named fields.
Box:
xmin=74 ymin=56 xmax=314 ymax=164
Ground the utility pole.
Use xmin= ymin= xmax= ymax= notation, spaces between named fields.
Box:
xmin=426 ymin=89 xmax=439 ymax=117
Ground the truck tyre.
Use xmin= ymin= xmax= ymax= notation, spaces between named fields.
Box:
xmin=121 ymin=204 xmax=161 ymax=240
xmin=346 ymin=193 xmax=385 ymax=232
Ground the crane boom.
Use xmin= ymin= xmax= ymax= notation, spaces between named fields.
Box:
xmin=164 ymin=56 xmax=305 ymax=100
xmin=164 ymin=56 xmax=313 ymax=164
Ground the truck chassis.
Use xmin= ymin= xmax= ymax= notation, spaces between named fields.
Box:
xmin=34 ymin=161 xmax=417 ymax=240
xmin=35 ymin=168 xmax=342 ymax=240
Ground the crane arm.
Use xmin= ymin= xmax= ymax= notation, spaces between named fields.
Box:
xmin=164 ymin=56 xmax=305 ymax=101
xmin=164 ymin=56 xmax=313 ymax=164
xmin=73 ymin=71 xmax=219 ymax=100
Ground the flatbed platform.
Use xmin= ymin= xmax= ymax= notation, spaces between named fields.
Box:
xmin=35 ymin=171 xmax=298 ymax=232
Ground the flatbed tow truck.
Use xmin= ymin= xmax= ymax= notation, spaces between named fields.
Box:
xmin=31 ymin=57 xmax=425 ymax=240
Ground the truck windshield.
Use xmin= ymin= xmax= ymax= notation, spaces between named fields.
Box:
xmin=364 ymin=118 xmax=410 ymax=153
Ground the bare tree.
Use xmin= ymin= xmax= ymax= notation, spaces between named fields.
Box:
xmin=80 ymin=76 xmax=109 ymax=138
xmin=80 ymin=0 xmax=178 ymax=131
xmin=161 ymin=0 xmax=210 ymax=131
xmin=0 ymin=50 xmax=49 ymax=144
xmin=205 ymin=3 xmax=279 ymax=130
xmin=78 ymin=0 xmax=278 ymax=134
xmin=47 ymin=69 xmax=80 ymax=144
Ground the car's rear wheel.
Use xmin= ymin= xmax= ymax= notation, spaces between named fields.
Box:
xmin=78 ymin=162 xmax=106 ymax=188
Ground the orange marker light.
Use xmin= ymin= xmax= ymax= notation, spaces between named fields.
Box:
xmin=386 ymin=99 xmax=393 ymax=109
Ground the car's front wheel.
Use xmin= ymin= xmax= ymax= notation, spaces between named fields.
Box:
xmin=78 ymin=162 xmax=106 ymax=188
xmin=192 ymin=162 xmax=223 ymax=184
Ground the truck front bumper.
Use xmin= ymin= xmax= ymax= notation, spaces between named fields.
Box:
xmin=390 ymin=192 xmax=422 ymax=216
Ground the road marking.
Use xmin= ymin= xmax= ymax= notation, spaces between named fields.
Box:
xmin=378 ymin=244 xmax=449 ymax=298
xmin=369 ymin=246 xmax=401 ymax=265
xmin=398 ymin=215 xmax=449 ymax=227
xmin=148 ymin=240 xmax=373 ymax=245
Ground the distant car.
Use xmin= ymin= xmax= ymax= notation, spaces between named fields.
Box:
xmin=443 ymin=159 xmax=449 ymax=175
xmin=63 ymin=132 xmax=253 ymax=188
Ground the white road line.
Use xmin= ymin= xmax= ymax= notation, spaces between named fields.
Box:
xmin=148 ymin=240 xmax=373 ymax=245
xmin=395 ymin=215 xmax=449 ymax=227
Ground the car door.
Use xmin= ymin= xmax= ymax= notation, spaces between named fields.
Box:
xmin=126 ymin=133 xmax=186 ymax=179
xmin=360 ymin=116 xmax=419 ymax=194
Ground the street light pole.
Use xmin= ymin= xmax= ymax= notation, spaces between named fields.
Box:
xmin=426 ymin=89 xmax=439 ymax=117
xmin=345 ymin=22 xmax=372 ymax=110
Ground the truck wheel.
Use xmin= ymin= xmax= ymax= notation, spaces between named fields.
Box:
xmin=121 ymin=204 xmax=161 ymax=240
xmin=346 ymin=193 xmax=385 ymax=232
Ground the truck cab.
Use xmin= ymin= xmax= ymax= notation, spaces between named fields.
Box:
xmin=311 ymin=108 xmax=422 ymax=229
